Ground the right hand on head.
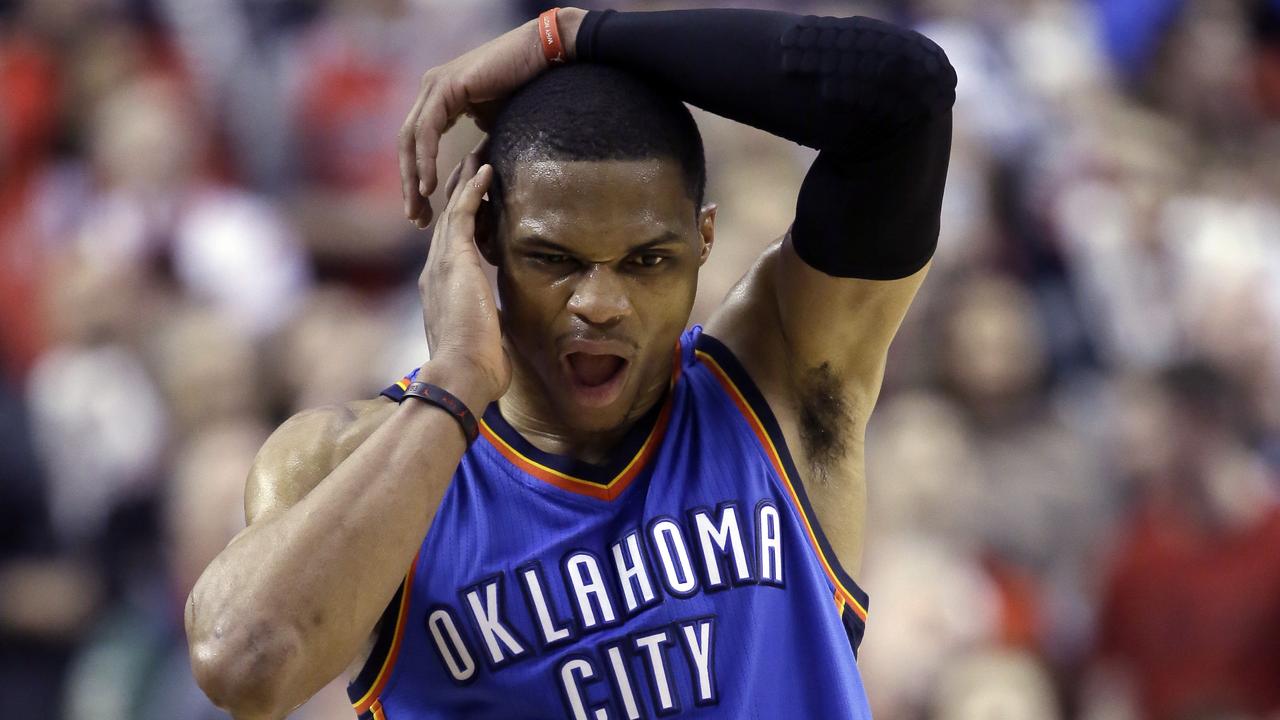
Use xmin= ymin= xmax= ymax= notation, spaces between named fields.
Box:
xmin=398 ymin=8 xmax=587 ymax=228
xmin=419 ymin=147 xmax=510 ymax=410
xmin=400 ymin=18 xmax=545 ymax=228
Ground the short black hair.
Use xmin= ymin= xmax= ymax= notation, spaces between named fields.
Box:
xmin=485 ymin=64 xmax=706 ymax=216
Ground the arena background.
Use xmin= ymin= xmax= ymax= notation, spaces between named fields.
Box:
xmin=1 ymin=0 xmax=1279 ymax=718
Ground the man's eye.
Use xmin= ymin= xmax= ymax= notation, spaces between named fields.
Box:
xmin=532 ymin=253 xmax=571 ymax=265
xmin=632 ymin=254 xmax=665 ymax=267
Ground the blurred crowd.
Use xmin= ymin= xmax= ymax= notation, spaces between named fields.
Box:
xmin=0 ymin=0 xmax=1277 ymax=718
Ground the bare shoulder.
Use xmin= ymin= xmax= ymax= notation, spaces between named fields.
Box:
xmin=245 ymin=397 xmax=400 ymax=525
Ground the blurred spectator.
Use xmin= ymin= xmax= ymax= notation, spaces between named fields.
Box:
xmin=279 ymin=0 xmax=514 ymax=291
xmin=62 ymin=423 xmax=260 ymax=720
xmin=1090 ymin=364 xmax=1280 ymax=720
xmin=150 ymin=306 xmax=264 ymax=438
xmin=0 ymin=369 xmax=100 ymax=718
xmin=276 ymin=284 xmax=398 ymax=412
xmin=25 ymin=255 xmax=168 ymax=549
xmin=939 ymin=273 xmax=1111 ymax=661
xmin=931 ymin=647 xmax=1063 ymax=720
xmin=0 ymin=19 xmax=58 ymax=379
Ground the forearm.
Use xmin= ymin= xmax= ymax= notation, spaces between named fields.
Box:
xmin=187 ymin=363 xmax=485 ymax=717
xmin=569 ymin=8 xmax=954 ymax=154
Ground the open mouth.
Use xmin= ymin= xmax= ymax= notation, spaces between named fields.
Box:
xmin=563 ymin=352 xmax=630 ymax=407
xmin=567 ymin=353 xmax=626 ymax=387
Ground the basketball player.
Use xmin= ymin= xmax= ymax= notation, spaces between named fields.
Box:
xmin=186 ymin=8 xmax=955 ymax=719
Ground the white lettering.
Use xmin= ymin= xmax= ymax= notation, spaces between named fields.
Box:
xmin=559 ymin=657 xmax=609 ymax=720
xmin=521 ymin=566 xmax=571 ymax=645
xmin=566 ymin=553 xmax=617 ymax=628
xmin=606 ymin=645 xmax=642 ymax=720
xmin=757 ymin=503 xmax=783 ymax=584
xmin=465 ymin=581 xmax=526 ymax=665
xmin=680 ymin=619 xmax=716 ymax=703
xmin=427 ymin=608 xmax=476 ymax=681
xmin=611 ymin=532 xmax=656 ymax=614
xmin=694 ymin=506 xmax=751 ymax=587
xmin=651 ymin=519 xmax=698 ymax=595
xmin=634 ymin=630 xmax=677 ymax=713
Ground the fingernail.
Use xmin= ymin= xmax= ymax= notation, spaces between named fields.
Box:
xmin=419 ymin=180 xmax=428 ymax=196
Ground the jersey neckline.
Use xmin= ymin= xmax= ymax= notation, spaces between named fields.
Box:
xmin=476 ymin=339 xmax=683 ymax=502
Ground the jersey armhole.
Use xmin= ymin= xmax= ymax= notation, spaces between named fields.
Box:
xmin=694 ymin=332 xmax=872 ymax=651
xmin=347 ymin=559 xmax=417 ymax=717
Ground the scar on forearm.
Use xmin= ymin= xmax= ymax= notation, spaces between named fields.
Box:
xmin=798 ymin=362 xmax=852 ymax=485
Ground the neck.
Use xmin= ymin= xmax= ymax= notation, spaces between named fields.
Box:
xmin=497 ymin=343 xmax=671 ymax=464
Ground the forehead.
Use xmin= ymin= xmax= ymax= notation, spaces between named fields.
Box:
xmin=501 ymin=158 xmax=696 ymax=244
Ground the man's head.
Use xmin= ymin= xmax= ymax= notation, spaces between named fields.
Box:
xmin=480 ymin=64 xmax=714 ymax=432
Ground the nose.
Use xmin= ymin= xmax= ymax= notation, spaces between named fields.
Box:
xmin=567 ymin=265 xmax=632 ymax=327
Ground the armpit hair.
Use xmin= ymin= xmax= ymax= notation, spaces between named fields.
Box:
xmin=797 ymin=362 xmax=854 ymax=485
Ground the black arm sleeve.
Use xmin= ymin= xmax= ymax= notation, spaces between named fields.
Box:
xmin=576 ymin=10 xmax=956 ymax=279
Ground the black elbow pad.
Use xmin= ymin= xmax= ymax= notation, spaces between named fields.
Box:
xmin=781 ymin=15 xmax=957 ymax=127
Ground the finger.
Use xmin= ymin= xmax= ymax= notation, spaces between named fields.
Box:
xmin=443 ymin=159 xmax=464 ymax=199
xmin=475 ymin=198 xmax=494 ymax=251
xmin=442 ymin=149 xmax=484 ymax=217
xmin=413 ymin=202 xmax=434 ymax=230
xmin=435 ymin=164 xmax=489 ymax=249
xmin=399 ymin=91 xmax=429 ymax=219
xmin=444 ymin=136 xmax=485 ymax=199
xmin=452 ymin=164 xmax=493 ymax=220
xmin=415 ymin=83 xmax=459 ymax=199
xmin=403 ymin=150 xmax=429 ymax=225
xmin=416 ymin=136 xmax=485 ymax=230
xmin=438 ymin=169 xmax=491 ymax=263
xmin=460 ymin=146 xmax=483 ymax=184
xmin=399 ymin=129 xmax=424 ymax=221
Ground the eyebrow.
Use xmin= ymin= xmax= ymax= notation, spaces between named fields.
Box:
xmin=513 ymin=231 xmax=685 ymax=255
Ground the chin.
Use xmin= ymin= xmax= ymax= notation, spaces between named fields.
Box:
xmin=553 ymin=390 xmax=637 ymax=435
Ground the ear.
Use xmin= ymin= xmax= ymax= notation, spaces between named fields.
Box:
xmin=475 ymin=199 xmax=501 ymax=266
xmin=697 ymin=203 xmax=717 ymax=266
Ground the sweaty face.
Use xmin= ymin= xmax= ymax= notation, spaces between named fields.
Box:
xmin=487 ymin=158 xmax=712 ymax=433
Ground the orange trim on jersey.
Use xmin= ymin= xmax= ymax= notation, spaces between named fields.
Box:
xmin=352 ymin=557 xmax=419 ymax=715
xmin=478 ymin=340 xmax=684 ymax=502
xmin=669 ymin=339 xmax=685 ymax=386
xmin=696 ymin=350 xmax=869 ymax=623
xmin=480 ymin=397 xmax=674 ymax=501
xmin=370 ymin=699 xmax=388 ymax=720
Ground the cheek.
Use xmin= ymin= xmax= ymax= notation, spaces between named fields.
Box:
xmin=498 ymin=270 xmax=569 ymax=345
xmin=655 ymin=264 xmax=699 ymax=314
xmin=636 ymin=270 xmax=699 ymax=338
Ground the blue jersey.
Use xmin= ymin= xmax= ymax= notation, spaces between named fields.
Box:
xmin=347 ymin=326 xmax=872 ymax=720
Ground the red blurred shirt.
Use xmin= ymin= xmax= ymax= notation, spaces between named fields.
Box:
xmin=1098 ymin=502 xmax=1280 ymax=720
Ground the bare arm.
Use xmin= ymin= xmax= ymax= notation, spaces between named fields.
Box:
xmin=186 ymin=153 xmax=508 ymax=719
